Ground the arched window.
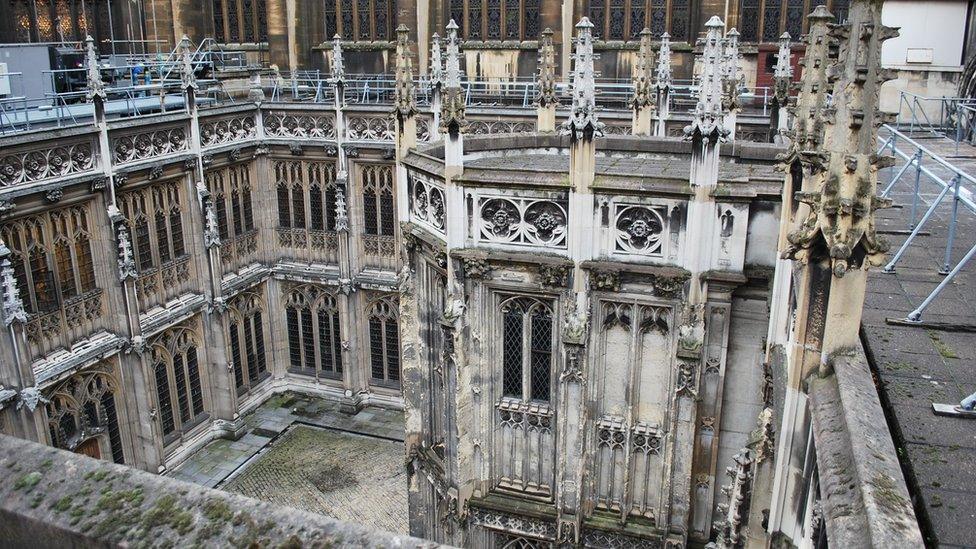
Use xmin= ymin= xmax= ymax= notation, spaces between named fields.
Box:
xmin=739 ymin=0 xmax=844 ymax=43
xmin=450 ymin=0 xmax=540 ymax=40
xmin=284 ymin=285 xmax=344 ymax=379
xmin=500 ymin=296 xmax=553 ymax=402
xmin=212 ymin=0 xmax=268 ymax=43
xmin=361 ymin=164 xmax=395 ymax=237
xmin=588 ymin=0 xmax=689 ymax=42
xmin=367 ymin=297 xmax=400 ymax=386
xmin=206 ymin=162 xmax=258 ymax=264
xmin=150 ymin=326 xmax=207 ymax=439
xmin=228 ymin=290 xmax=270 ymax=398
xmin=118 ymin=181 xmax=188 ymax=274
xmin=274 ymin=160 xmax=342 ymax=254
xmin=45 ymin=367 xmax=125 ymax=464
xmin=323 ymin=0 xmax=392 ymax=41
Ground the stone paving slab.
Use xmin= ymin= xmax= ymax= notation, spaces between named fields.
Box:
xmin=168 ymin=391 xmax=405 ymax=491
xmin=865 ymin=130 xmax=976 ymax=547
xmin=222 ymin=424 xmax=408 ymax=534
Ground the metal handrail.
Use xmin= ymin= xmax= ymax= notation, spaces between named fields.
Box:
xmin=876 ymin=124 xmax=976 ymax=323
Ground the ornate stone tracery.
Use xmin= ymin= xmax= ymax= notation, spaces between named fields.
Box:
xmin=478 ymin=196 xmax=568 ymax=248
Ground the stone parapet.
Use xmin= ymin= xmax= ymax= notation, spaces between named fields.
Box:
xmin=0 ymin=434 xmax=443 ymax=548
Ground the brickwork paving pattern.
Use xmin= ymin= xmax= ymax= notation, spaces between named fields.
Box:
xmin=223 ymin=424 xmax=408 ymax=534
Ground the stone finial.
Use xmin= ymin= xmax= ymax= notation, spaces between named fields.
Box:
xmin=785 ymin=0 xmax=899 ymax=277
xmin=564 ymin=17 xmax=603 ymax=139
xmin=787 ymin=8 xmax=834 ymax=157
xmin=335 ymin=181 xmax=350 ymax=232
xmin=84 ymin=35 xmax=105 ymax=101
xmin=773 ymin=32 xmax=793 ymax=103
xmin=116 ymin=225 xmax=138 ymax=281
xmin=394 ymin=25 xmax=417 ymax=119
xmin=430 ymin=33 xmax=444 ymax=89
xmin=178 ymin=35 xmax=197 ymax=90
xmin=536 ymin=28 xmax=558 ymax=108
xmin=685 ymin=16 xmax=727 ymax=139
xmin=631 ymin=28 xmax=655 ymax=109
xmin=656 ymin=32 xmax=673 ymax=91
xmin=0 ymin=241 xmax=27 ymax=326
xmin=329 ymin=34 xmax=345 ymax=85
xmin=440 ymin=19 xmax=467 ymax=134
xmin=204 ymin=201 xmax=221 ymax=249
xmin=721 ymin=28 xmax=742 ymax=112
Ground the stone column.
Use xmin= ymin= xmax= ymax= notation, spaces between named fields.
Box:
xmin=536 ymin=28 xmax=559 ymax=133
xmin=766 ymin=1 xmax=899 ymax=538
xmin=0 ymin=243 xmax=43 ymax=443
xmin=631 ymin=28 xmax=655 ymax=136
xmin=720 ymin=28 xmax=741 ymax=142
xmin=654 ymin=33 xmax=673 ymax=137
xmin=556 ymin=17 xmax=602 ymax=546
xmin=770 ymin=33 xmax=793 ymax=145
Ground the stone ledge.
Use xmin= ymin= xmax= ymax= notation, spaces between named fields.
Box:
xmin=807 ymin=346 xmax=923 ymax=547
xmin=0 ymin=434 xmax=441 ymax=548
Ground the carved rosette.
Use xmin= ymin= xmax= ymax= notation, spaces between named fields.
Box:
xmin=538 ymin=264 xmax=570 ymax=288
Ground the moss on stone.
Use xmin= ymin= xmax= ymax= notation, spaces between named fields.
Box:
xmin=202 ymin=498 xmax=234 ymax=523
xmin=52 ymin=495 xmax=74 ymax=513
xmin=141 ymin=494 xmax=195 ymax=536
xmin=14 ymin=471 xmax=42 ymax=492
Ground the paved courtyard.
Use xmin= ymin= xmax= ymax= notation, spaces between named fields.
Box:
xmin=168 ymin=391 xmax=407 ymax=532
xmin=223 ymin=424 xmax=408 ymax=534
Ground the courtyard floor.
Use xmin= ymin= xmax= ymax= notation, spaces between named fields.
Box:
xmin=168 ymin=391 xmax=407 ymax=533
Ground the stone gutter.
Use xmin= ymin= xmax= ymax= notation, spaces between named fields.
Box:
xmin=0 ymin=434 xmax=444 ymax=548
xmin=807 ymin=345 xmax=924 ymax=547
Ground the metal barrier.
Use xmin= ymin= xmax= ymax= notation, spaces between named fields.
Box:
xmin=877 ymin=124 xmax=976 ymax=322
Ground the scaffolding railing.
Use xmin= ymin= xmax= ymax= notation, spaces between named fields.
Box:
xmin=877 ymin=124 xmax=976 ymax=323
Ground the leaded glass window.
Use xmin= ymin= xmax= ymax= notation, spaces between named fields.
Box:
xmin=284 ymin=285 xmax=345 ymax=380
xmin=367 ymin=297 xmax=400 ymax=386
xmin=228 ymin=290 xmax=269 ymax=398
xmin=213 ymin=0 xmax=268 ymax=43
xmin=323 ymin=0 xmax=391 ymax=40
xmin=45 ymin=368 xmax=126 ymax=464
xmin=118 ymin=181 xmax=187 ymax=274
xmin=361 ymin=164 xmax=395 ymax=236
xmin=499 ymin=297 xmax=554 ymax=403
xmin=454 ymin=0 xmax=539 ymax=40
xmin=150 ymin=326 xmax=207 ymax=440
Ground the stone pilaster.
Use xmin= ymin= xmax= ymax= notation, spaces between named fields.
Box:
xmin=654 ymin=32 xmax=673 ymax=137
xmin=631 ymin=28 xmax=655 ymax=136
xmin=0 ymin=242 xmax=42 ymax=443
xmin=556 ymin=17 xmax=601 ymax=545
xmin=536 ymin=28 xmax=558 ymax=133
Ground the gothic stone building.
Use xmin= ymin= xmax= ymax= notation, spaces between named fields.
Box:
xmin=0 ymin=0 xmax=853 ymax=86
xmin=0 ymin=1 xmax=924 ymax=548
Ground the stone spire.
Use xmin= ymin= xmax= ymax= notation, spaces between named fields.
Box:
xmin=84 ymin=35 xmax=105 ymax=102
xmin=685 ymin=16 xmax=727 ymax=141
xmin=429 ymin=33 xmax=443 ymax=89
xmin=204 ymin=201 xmax=221 ymax=249
xmin=329 ymin=34 xmax=345 ymax=86
xmin=770 ymin=32 xmax=793 ymax=144
xmin=178 ymin=35 xmax=197 ymax=91
xmin=786 ymin=1 xmax=898 ymax=278
xmin=654 ymin=32 xmax=673 ymax=136
xmin=565 ymin=17 xmax=602 ymax=140
xmin=786 ymin=7 xmax=834 ymax=165
xmin=631 ymin=28 xmax=655 ymax=136
xmin=0 ymin=241 xmax=27 ymax=327
xmin=394 ymin=24 xmax=417 ymax=120
xmin=721 ymin=27 xmax=742 ymax=138
xmin=440 ymin=19 xmax=466 ymax=135
xmin=536 ymin=28 xmax=558 ymax=132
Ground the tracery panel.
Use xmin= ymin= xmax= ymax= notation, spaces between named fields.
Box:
xmin=45 ymin=364 xmax=125 ymax=464
xmin=453 ymin=0 xmax=539 ymax=40
xmin=284 ymin=284 xmax=344 ymax=380
xmin=117 ymin=181 xmax=194 ymax=313
xmin=206 ymin=162 xmax=259 ymax=272
xmin=274 ymin=159 xmax=342 ymax=264
xmin=1 ymin=203 xmax=103 ymax=359
xmin=324 ymin=0 xmax=391 ymax=40
xmin=228 ymin=289 xmax=270 ymax=399
xmin=366 ymin=295 xmax=400 ymax=387
xmin=360 ymin=163 xmax=397 ymax=269
xmin=475 ymin=193 xmax=568 ymax=250
xmin=494 ymin=295 xmax=556 ymax=496
xmin=150 ymin=323 xmax=208 ymax=443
